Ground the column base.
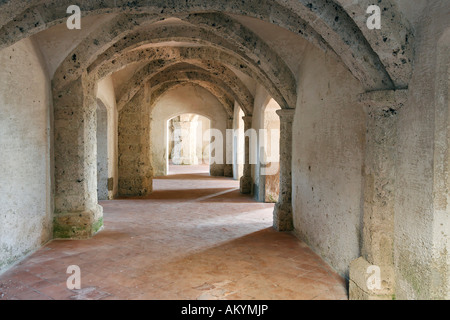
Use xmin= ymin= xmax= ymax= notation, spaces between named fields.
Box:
xmin=273 ymin=202 xmax=293 ymax=231
xmin=223 ymin=164 xmax=233 ymax=178
xmin=240 ymin=176 xmax=253 ymax=194
xmin=210 ymin=164 xmax=225 ymax=177
xmin=118 ymin=176 xmax=153 ymax=197
xmin=349 ymin=257 xmax=395 ymax=300
xmin=53 ymin=205 xmax=104 ymax=240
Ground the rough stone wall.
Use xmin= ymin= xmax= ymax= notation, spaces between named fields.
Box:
xmin=394 ymin=1 xmax=450 ymax=300
xmin=150 ymin=84 xmax=227 ymax=176
xmin=0 ymin=38 xmax=53 ymax=274
xmin=292 ymin=43 xmax=365 ymax=277
xmin=118 ymin=90 xmax=153 ymax=197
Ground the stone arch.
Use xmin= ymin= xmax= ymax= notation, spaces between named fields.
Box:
xmin=148 ymin=81 xmax=234 ymax=118
xmin=9 ymin=0 xmax=415 ymax=247
xmin=83 ymin=18 xmax=296 ymax=108
xmin=68 ymin=29 xmax=293 ymax=110
xmin=0 ymin=0 xmax=412 ymax=89
xmin=94 ymin=46 xmax=276 ymax=109
xmin=333 ymin=0 xmax=414 ymax=88
xmin=118 ymin=62 xmax=253 ymax=115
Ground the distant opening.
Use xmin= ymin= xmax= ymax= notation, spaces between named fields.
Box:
xmin=261 ymin=98 xmax=280 ymax=203
xmin=233 ymin=106 xmax=245 ymax=180
xmin=166 ymin=113 xmax=211 ymax=175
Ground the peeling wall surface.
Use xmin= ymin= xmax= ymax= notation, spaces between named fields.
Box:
xmin=0 ymin=38 xmax=53 ymax=274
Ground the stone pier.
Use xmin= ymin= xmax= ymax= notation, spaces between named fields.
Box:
xmin=273 ymin=109 xmax=295 ymax=232
xmin=53 ymin=75 xmax=103 ymax=239
xmin=349 ymin=89 xmax=408 ymax=300
xmin=240 ymin=116 xmax=253 ymax=194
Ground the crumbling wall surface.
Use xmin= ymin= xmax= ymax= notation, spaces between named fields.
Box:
xmin=394 ymin=1 xmax=450 ymax=300
xmin=0 ymin=38 xmax=53 ymax=274
xmin=292 ymin=43 xmax=365 ymax=277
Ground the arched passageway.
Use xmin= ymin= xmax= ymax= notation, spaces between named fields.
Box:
xmin=2 ymin=0 xmax=450 ymax=301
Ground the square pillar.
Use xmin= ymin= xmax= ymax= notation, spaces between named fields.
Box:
xmin=53 ymin=75 xmax=103 ymax=239
xmin=224 ymin=118 xmax=234 ymax=177
xmin=118 ymin=90 xmax=153 ymax=197
xmin=273 ymin=109 xmax=295 ymax=232
xmin=349 ymin=89 xmax=408 ymax=300
xmin=240 ymin=116 xmax=253 ymax=194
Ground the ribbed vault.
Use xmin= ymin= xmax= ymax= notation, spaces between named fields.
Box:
xmin=0 ymin=0 xmax=413 ymax=97
xmin=116 ymin=61 xmax=254 ymax=115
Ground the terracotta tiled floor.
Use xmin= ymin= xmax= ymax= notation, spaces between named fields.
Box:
xmin=0 ymin=165 xmax=348 ymax=300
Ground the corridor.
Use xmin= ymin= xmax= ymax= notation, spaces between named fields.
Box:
xmin=0 ymin=165 xmax=347 ymax=300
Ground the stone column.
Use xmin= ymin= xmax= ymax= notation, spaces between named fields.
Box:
xmin=53 ymin=75 xmax=103 ymax=239
xmin=224 ymin=117 xmax=234 ymax=177
xmin=349 ymin=89 xmax=408 ymax=300
xmin=273 ymin=109 xmax=295 ymax=231
xmin=240 ymin=116 xmax=253 ymax=194
xmin=118 ymin=90 xmax=153 ymax=197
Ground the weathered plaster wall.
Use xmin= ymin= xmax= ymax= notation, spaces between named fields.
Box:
xmin=394 ymin=1 xmax=450 ymax=300
xmin=292 ymin=43 xmax=365 ymax=277
xmin=0 ymin=38 xmax=53 ymax=274
xmin=150 ymin=85 xmax=227 ymax=176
